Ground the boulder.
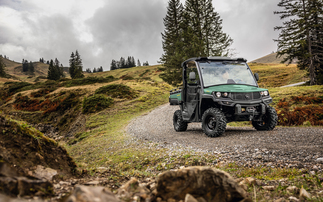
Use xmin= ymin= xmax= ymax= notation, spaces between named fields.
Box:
xmin=156 ymin=166 xmax=251 ymax=202
xmin=65 ymin=185 xmax=119 ymax=202
xmin=0 ymin=162 xmax=53 ymax=197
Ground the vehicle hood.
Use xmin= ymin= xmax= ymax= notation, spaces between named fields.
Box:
xmin=203 ymin=85 xmax=268 ymax=94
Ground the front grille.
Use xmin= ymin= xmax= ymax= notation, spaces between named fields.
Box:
xmin=230 ymin=92 xmax=261 ymax=101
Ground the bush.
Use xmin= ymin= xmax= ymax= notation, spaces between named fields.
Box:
xmin=276 ymin=96 xmax=323 ymax=126
xmin=95 ymin=84 xmax=138 ymax=99
xmin=64 ymin=76 xmax=115 ymax=87
xmin=82 ymin=94 xmax=114 ymax=114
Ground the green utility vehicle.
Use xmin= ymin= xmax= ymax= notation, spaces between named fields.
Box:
xmin=169 ymin=57 xmax=278 ymax=137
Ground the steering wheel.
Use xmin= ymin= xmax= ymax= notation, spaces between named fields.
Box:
xmin=233 ymin=78 xmax=245 ymax=84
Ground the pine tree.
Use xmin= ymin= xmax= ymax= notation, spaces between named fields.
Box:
xmin=74 ymin=50 xmax=84 ymax=78
xmin=22 ymin=59 xmax=29 ymax=72
xmin=0 ymin=56 xmax=6 ymax=78
xmin=119 ymin=57 xmax=126 ymax=68
xmin=160 ymin=0 xmax=232 ymax=85
xmin=137 ymin=59 xmax=141 ymax=67
xmin=275 ymin=0 xmax=323 ymax=85
xmin=131 ymin=56 xmax=136 ymax=67
xmin=47 ymin=59 xmax=60 ymax=80
xmin=159 ymin=0 xmax=185 ymax=85
xmin=86 ymin=68 xmax=92 ymax=73
xmin=110 ymin=59 xmax=118 ymax=70
xmin=69 ymin=50 xmax=84 ymax=79
xmin=98 ymin=66 xmax=103 ymax=72
xmin=69 ymin=52 xmax=76 ymax=78
xmin=29 ymin=61 xmax=34 ymax=74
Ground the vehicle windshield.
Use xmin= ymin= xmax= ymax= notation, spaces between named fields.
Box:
xmin=198 ymin=61 xmax=257 ymax=87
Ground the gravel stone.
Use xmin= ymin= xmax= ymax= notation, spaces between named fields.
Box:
xmin=127 ymin=104 xmax=323 ymax=168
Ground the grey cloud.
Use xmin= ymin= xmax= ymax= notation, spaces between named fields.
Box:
xmin=216 ymin=0 xmax=282 ymax=61
xmin=87 ymin=0 xmax=166 ymax=69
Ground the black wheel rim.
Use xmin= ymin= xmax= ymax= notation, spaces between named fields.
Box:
xmin=206 ymin=115 xmax=216 ymax=130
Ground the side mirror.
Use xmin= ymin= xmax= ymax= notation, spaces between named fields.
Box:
xmin=254 ymin=73 xmax=259 ymax=81
xmin=189 ymin=72 xmax=196 ymax=81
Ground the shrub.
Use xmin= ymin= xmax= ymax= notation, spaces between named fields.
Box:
xmin=276 ymin=96 xmax=323 ymax=126
xmin=120 ymin=75 xmax=134 ymax=80
xmin=30 ymin=87 xmax=56 ymax=98
xmin=95 ymin=84 xmax=138 ymax=99
xmin=64 ymin=76 xmax=115 ymax=87
xmin=82 ymin=94 xmax=114 ymax=114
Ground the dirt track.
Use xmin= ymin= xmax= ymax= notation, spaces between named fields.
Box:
xmin=128 ymin=104 xmax=323 ymax=168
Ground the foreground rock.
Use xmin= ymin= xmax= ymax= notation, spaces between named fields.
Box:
xmin=156 ymin=166 xmax=251 ymax=202
xmin=65 ymin=185 xmax=120 ymax=202
xmin=116 ymin=166 xmax=251 ymax=202
xmin=0 ymin=162 xmax=53 ymax=197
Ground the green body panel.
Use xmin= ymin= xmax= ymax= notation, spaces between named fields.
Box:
xmin=170 ymin=92 xmax=182 ymax=101
xmin=203 ymin=85 xmax=268 ymax=94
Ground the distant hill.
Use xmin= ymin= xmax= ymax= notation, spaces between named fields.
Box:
xmin=1 ymin=57 xmax=69 ymax=83
xmin=250 ymin=53 xmax=297 ymax=64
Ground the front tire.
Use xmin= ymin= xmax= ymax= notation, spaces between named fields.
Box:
xmin=173 ymin=110 xmax=188 ymax=132
xmin=202 ymin=108 xmax=226 ymax=137
xmin=252 ymin=106 xmax=278 ymax=131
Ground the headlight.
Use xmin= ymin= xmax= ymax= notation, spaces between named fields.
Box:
xmin=264 ymin=91 xmax=268 ymax=96
xmin=223 ymin=92 xmax=228 ymax=97
xmin=260 ymin=91 xmax=269 ymax=96
xmin=216 ymin=92 xmax=221 ymax=98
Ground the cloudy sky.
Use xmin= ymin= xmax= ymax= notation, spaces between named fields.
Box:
xmin=0 ymin=0 xmax=282 ymax=71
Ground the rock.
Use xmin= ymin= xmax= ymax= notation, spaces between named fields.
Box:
xmin=316 ymin=158 xmax=323 ymax=162
xmin=34 ymin=165 xmax=58 ymax=181
xmin=185 ymin=194 xmax=199 ymax=202
xmin=299 ymin=187 xmax=311 ymax=199
xmin=0 ymin=162 xmax=53 ymax=197
xmin=16 ymin=177 xmax=53 ymax=197
xmin=286 ymin=186 xmax=299 ymax=194
xmin=274 ymin=198 xmax=285 ymax=202
xmin=245 ymin=177 xmax=256 ymax=185
xmin=262 ymin=186 xmax=275 ymax=191
xmin=96 ymin=167 xmax=108 ymax=173
xmin=84 ymin=180 xmax=100 ymax=185
xmin=288 ymin=196 xmax=299 ymax=202
xmin=117 ymin=178 xmax=151 ymax=201
xmin=64 ymin=185 xmax=119 ymax=202
xmin=312 ymin=165 xmax=319 ymax=171
xmin=156 ymin=166 xmax=251 ymax=202
xmin=310 ymin=171 xmax=316 ymax=175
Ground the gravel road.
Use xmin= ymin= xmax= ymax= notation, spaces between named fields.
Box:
xmin=128 ymin=104 xmax=323 ymax=169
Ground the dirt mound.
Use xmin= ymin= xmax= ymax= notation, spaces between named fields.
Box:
xmin=0 ymin=115 xmax=77 ymax=178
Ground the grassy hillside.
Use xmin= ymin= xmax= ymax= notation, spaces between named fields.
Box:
xmin=249 ymin=63 xmax=307 ymax=88
xmin=0 ymin=57 xmax=61 ymax=83
xmin=250 ymin=52 xmax=297 ymax=64
xmin=0 ymin=62 xmax=322 ymax=201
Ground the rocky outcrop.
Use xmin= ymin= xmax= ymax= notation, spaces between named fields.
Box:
xmin=65 ymin=185 xmax=120 ymax=202
xmin=156 ymin=166 xmax=251 ymax=202
xmin=0 ymin=162 xmax=53 ymax=197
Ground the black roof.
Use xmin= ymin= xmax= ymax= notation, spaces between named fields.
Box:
xmin=181 ymin=57 xmax=247 ymax=67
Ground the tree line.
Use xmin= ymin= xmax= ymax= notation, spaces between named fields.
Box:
xmin=160 ymin=0 xmax=233 ymax=85
xmin=85 ymin=66 xmax=103 ymax=73
xmin=110 ymin=56 xmax=149 ymax=70
xmin=275 ymin=0 xmax=323 ymax=85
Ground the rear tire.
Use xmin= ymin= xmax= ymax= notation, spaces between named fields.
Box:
xmin=173 ymin=110 xmax=188 ymax=132
xmin=202 ymin=108 xmax=226 ymax=137
xmin=252 ymin=106 xmax=278 ymax=131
